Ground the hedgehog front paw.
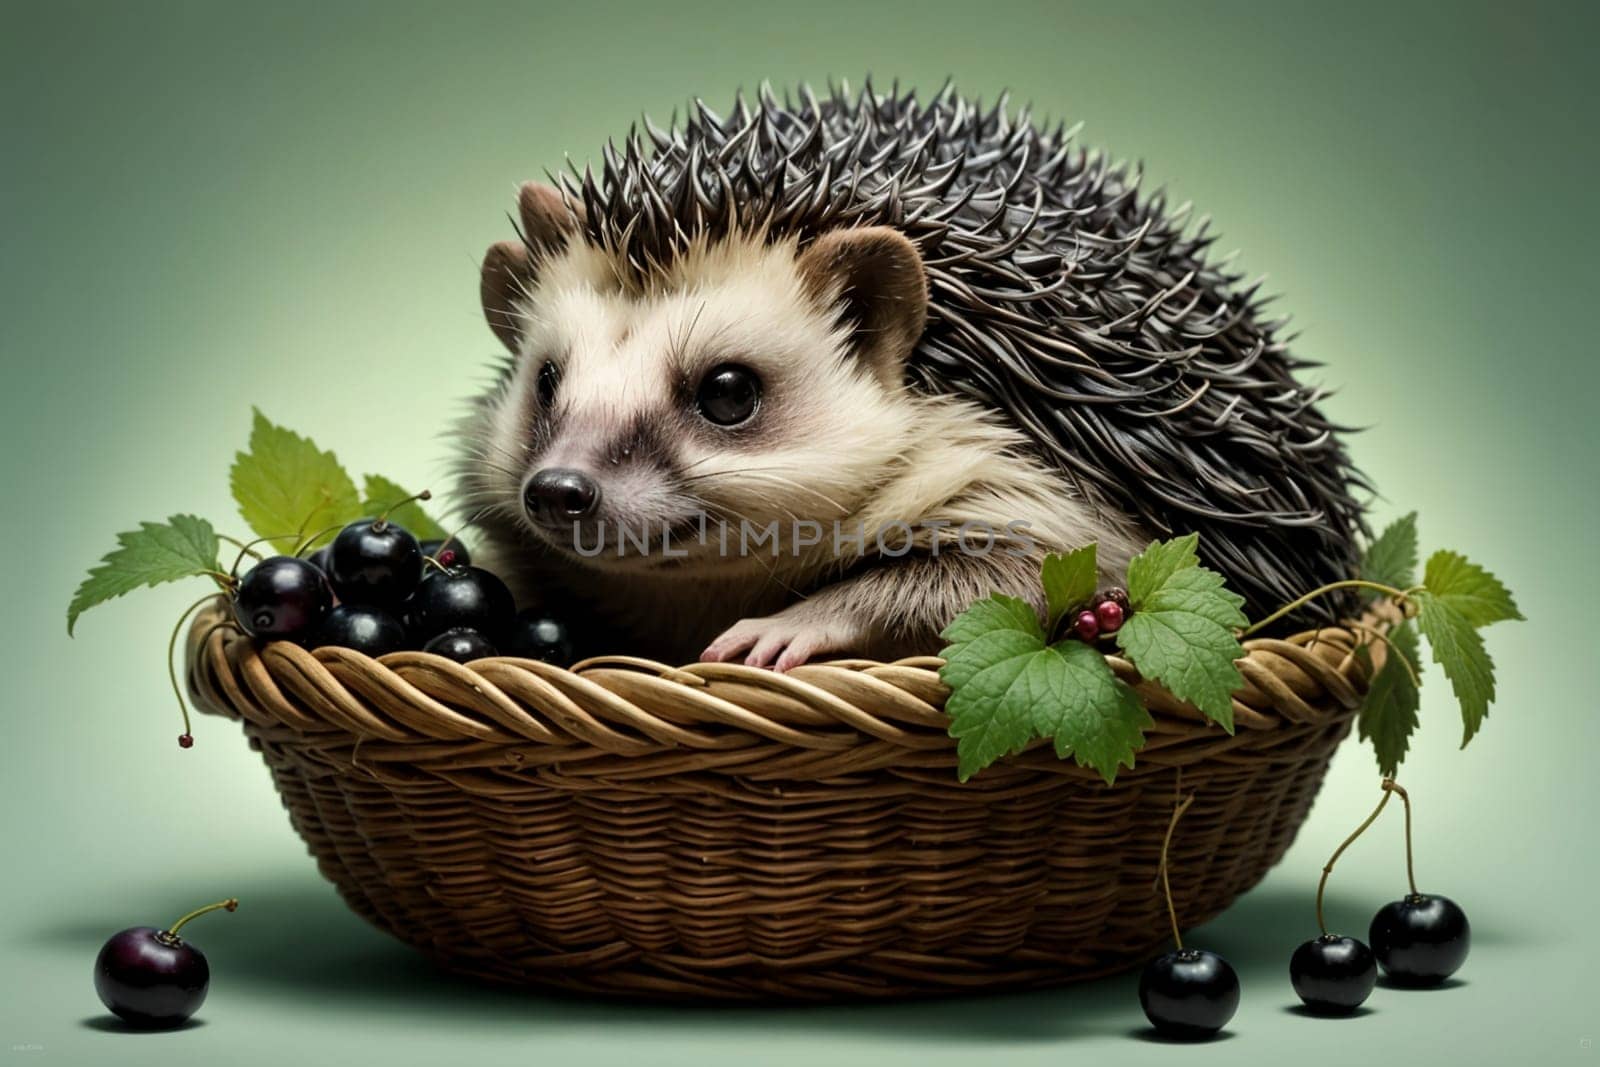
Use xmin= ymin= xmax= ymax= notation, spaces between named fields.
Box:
xmin=700 ymin=608 xmax=867 ymax=672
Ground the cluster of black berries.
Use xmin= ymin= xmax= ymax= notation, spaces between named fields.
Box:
xmin=1070 ymin=587 xmax=1129 ymax=642
xmin=1140 ymin=782 xmax=1470 ymax=1041
xmin=1140 ymin=892 xmax=1469 ymax=1040
xmin=230 ymin=519 xmax=571 ymax=665
xmin=1289 ymin=893 xmax=1470 ymax=1013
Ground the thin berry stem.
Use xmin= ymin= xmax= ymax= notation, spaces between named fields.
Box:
xmin=229 ymin=533 xmax=296 ymax=577
xmin=1241 ymin=580 xmax=1415 ymax=638
xmin=164 ymin=898 xmax=238 ymax=940
xmin=1159 ymin=793 xmax=1196 ymax=950
xmin=204 ymin=570 xmax=239 ymax=591
xmin=217 ymin=534 xmax=264 ymax=562
xmin=1385 ymin=779 xmax=1419 ymax=895
xmin=376 ymin=489 xmax=431 ymax=530
xmin=1316 ymin=779 xmax=1396 ymax=935
xmin=291 ymin=523 xmax=345 ymax=558
xmin=167 ymin=594 xmax=222 ymax=744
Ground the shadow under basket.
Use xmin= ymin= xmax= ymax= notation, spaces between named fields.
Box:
xmin=186 ymin=602 xmax=1382 ymax=1001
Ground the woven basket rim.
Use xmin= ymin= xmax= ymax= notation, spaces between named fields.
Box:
xmin=186 ymin=599 xmax=1387 ymax=780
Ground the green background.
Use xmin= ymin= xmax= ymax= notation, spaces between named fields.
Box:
xmin=3 ymin=1 xmax=1595 ymax=1063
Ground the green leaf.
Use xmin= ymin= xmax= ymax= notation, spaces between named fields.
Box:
xmin=1040 ymin=545 xmax=1097 ymax=633
xmin=230 ymin=410 xmax=362 ymax=553
xmin=361 ymin=474 xmax=447 ymax=541
xmin=1360 ymin=512 xmax=1418 ymax=596
xmin=938 ymin=593 xmax=1152 ymax=784
xmin=1422 ymin=550 xmax=1522 ymax=628
xmin=939 ymin=592 xmax=1042 ymax=651
xmin=1115 ymin=540 xmax=1247 ymax=730
xmin=67 ymin=515 xmax=220 ymax=634
xmin=1357 ymin=622 xmax=1421 ymax=776
xmin=1125 ymin=533 xmax=1200 ymax=607
xmin=1023 ymin=642 xmax=1153 ymax=784
xmin=1415 ymin=591 xmax=1496 ymax=746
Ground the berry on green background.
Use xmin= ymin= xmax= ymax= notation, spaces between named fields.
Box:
xmin=1290 ymin=934 xmax=1377 ymax=1013
xmin=1368 ymin=781 xmax=1471 ymax=985
xmin=232 ymin=557 xmax=332 ymax=640
xmin=1140 ymin=948 xmax=1241 ymax=1039
xmin=94 ymin=898 xmax=237 ymax=1029
xmin=1138 ymin=794 xmax=1240 ymax=1039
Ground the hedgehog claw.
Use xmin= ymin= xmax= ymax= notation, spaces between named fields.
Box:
xmin=702 ymin=611 xmax=862 ymax=672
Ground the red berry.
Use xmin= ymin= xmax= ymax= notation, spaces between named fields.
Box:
xmin=435 ymin=548 xmax=458 ymax=568
xmin=1073 ymin=609 xmax=1100 ymax=642
xmin=177 ymin=733 xmax=194 ymax=749
xmin=1095 ymin=599 xmax=1125 ymax=634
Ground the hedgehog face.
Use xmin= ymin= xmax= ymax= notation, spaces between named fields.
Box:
xmin=471 ymin=183 xmax=930 ymax=576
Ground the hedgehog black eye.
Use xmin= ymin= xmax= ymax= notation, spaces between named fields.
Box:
xmin=536 ymin=360 xmax=560 ymax=410
xmin=695 ymin=364 xmax=761 ymax=427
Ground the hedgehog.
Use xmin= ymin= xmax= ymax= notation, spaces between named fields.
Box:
xmin=459 ymin=81 xmax=1369 ymax=669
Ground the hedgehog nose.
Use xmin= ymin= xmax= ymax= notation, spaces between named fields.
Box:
xmin=525 ymin=468 xmax=601 ymax=523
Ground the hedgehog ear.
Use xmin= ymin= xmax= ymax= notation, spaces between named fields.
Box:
xmin=481 ymin=182 xmax=586 ymax=351
xmin=797 ymin=226 xmax=928 ymax=389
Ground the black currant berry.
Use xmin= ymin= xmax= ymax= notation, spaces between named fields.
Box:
xmin=1137 ymin=793 xmax=1239 ymax=1040
xmin=503 ymin=611 xmax=574 ymax=664
xmin=424 ymin=627 xmax=497 ymax=663
xmin=410 ymin=566 xmax=515 ymax=641
xmin=94 ymin=898 xmax=236 ymax=1029
xmin=306 ymin=604 xmax=409 ymax=657
xmin=1102 ymin=586 xmax=1130 ymax=613
xmin=420 ymin=537 xmax=471 ymax=569
xmin=1370 ymin=894 xmax=1470 ymax=986
xmin=1291 ymin=934 xmax=1377 ymax=1013
xmin=305 ymin=545 xmax=331 ymax=576
xmin=233 ymin=556 xmax=332 ymax=639
xmin=1139 ymin=948 xmax=1240 ymax=1039
xmin=327 ymin=519 xmax=423 ymax=608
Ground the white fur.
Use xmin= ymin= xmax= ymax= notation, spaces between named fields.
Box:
xmin=461 ymin=233 xmax=1148 ymax=666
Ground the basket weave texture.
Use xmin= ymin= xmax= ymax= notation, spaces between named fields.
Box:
xmin=187 ymin=602 xmax=1379 ymax=1001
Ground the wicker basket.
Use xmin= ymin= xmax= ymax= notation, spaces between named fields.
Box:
xmin=186 ymin=601 xmax=1380 ymax=1001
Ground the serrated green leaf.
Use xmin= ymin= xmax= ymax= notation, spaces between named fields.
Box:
xmin=67 ymin=515 xmax=220 ymax=634
xmin=938 ymin=592 xmax=1151 ymax=784
xmin=1142 ymin=565 xmax=1249 ymax=629
xmin=1023 ymin=641 xmax=1153 ymax=784
xmin=361 ymin=474 xmax=447 ymax=541
xmin=1041 ymin=545 xmax=1097 ymax=633
xmin=1360 ymin=512 xmax=1418 ymax=596
xmin=1125 ymin=533 xmax=1200 ymax=607
xmin=230 ymin=410 xmax=362 ymax=553
xmin=1415 ymin=591 xmax=1496 ymax=746
xmin=939 ymin=592 xmax=1042 ymax=649
xmin=942 ymin=630 xmax=1049 ymax=773
xmin=1422 ymin=550 xmax=1522 ymax=628
xmin=1114 ymin=542 xmax=1247 ymax=730
xmin=1357 ymin=622 xmax=1421 ymax=776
